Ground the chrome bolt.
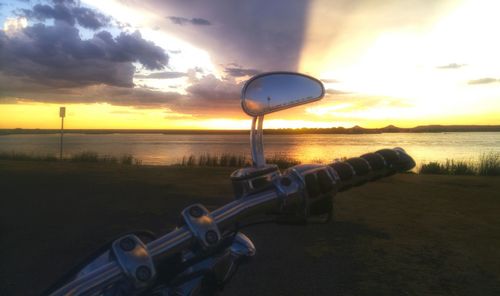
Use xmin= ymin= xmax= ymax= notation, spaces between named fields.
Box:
xmin=119 ymin=237 xmax=136 ymax=251
xmin=136 ymin=265 xmax=151 ymax=282
xmin=205 ymin=230 xmax=219 ymax=245
xmin=189 ymin=206 xmax=203 ymax=218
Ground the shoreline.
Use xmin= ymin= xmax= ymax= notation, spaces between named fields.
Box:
xmin=2 ymin=125 xmax=500 ymax=135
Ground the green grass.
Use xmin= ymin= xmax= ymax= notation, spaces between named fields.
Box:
xmin=178 ymin=153 xmax=250 ymax=167
xmin=478 ymin=152 xmax=500 ymax=176
xmin=2 ymin=150 xmax=499 ymax=175
xmin=177 ymin=153 xmax=301 ymax=169
xmin=0 ymin=151 xmax=141 ymax=165
xmin=0 ymin=151 xmax=58 ymax=162
xmin=68 ymin=151 xmax=141 ymax=165
xmin=265 ymin=153 xmax=301 ymax=168
xmin=69 ymin=151 xmax=103 ymax=163
xmin=420 ymin=152 xmax=499 ymax=176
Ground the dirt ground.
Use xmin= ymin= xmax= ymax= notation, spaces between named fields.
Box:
xmin=1 ymin=160 xmax=499 ymax=295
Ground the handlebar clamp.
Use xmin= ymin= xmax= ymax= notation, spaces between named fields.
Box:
xmin=111 ymin=234 xmax=156 ymax=290
xmin=275 ymin=164 xmax=339 ymax=223
xmin=181 ymin=204 xmax=221 ymax=249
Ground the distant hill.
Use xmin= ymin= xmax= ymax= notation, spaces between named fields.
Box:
xmin=264 ymin=125 xmax=500 ymax=134
xmin=1 ymin=125 xmax=500 ymax=135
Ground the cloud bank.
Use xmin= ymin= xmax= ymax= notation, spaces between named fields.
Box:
xmin=436 ymin=63 xmax=466 ymax=69
xmin=168 ymin=16 xmax=211 ymax=26
xmin=468 ymin=78 xmax=499 ymax=85
xmin=0 ymin=23 xmax=168 ymax=88
xmin=20 ymin=2 xmax=110 ymax=30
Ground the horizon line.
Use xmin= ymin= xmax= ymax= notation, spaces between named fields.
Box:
xmin=2 ymin=124 xmax=500 ymax=130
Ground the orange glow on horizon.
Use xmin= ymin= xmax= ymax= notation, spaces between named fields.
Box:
xmin=1 ymin=101 xmax=498 ymax=130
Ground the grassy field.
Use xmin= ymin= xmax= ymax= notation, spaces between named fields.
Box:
xmin=2 ymin=150 xmax=499 ymax=174
xmin=419 ymin=152 xmax=499 ymax=176
xmin=1 ymin=160 xmax=499 ymax=295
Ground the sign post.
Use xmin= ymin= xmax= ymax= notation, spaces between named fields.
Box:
xmin=59 ymin=107 xmax=66 ymax=160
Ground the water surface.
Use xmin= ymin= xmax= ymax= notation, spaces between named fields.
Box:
xmin=1 ymin=132 xmax=498 ymax=166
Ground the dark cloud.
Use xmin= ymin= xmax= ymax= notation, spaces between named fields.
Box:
xmin=19 ymin=2 xmax=110 ymax=29
xmin=52 ymin=0 xmax=76 ymax=5
xmin=96 ymin=85 xmax=183 ymax=107
xmin=224 ymin=67 xmax=260 ymax=77
xmin=168 ymin=16 xmax=211 ymax=26
xmin=0 ymin=22 xmax=168 ymax=88
xmin=168 ymin=16 xmax=189 ymax=25
xmin=72 ymin=7 xmax=110 ymax=30
xmin=179 ymin=74 xmax=242 ymax=115
xmin=113 ymin=31 xmax=168 ymax=70
xmin=437 ymin=63 xmax=466 ymax=69
xmin=191 ymin=18 xmax=211 ymax=26
xmin=135 ymin=71 xmax=186 ymax=79
xmin=0 ymin=72 xmax=242 ymax=116
xmin=24 ymin=4 xmax=75 ymax=26
xmin=0 ymin=73 xmax=183 ymax=108
xmin=468 ymin=78 xmax=499 ymax=85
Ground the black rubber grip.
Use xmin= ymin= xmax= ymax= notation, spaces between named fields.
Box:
xmin=375 ymin=149 xmax=400 ymax=169
xmin=345 ymin=157 xmax=371 ymax=176
xmin=393 ymin=147 xmax=416 ymax=171
xmin=329 ymin=147 xmax=415 ymax=191
xmin=317 ymin=170 xmax=334 ymax=194
xmin=305 ymin=173 xmax=321 ymax=198
xmin=330 ymin=162 xmax=354 ymax=182
xmin=361 ymin=153 xmax=385 ymax=170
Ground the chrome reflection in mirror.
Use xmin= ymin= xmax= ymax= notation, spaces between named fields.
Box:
xmin=241 ymin=72 xmax=325 ymax=117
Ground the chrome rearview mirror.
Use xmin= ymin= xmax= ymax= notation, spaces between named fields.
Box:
xmin=231 ymin=72 xmax=324 ymax=199
xmin=240 ymin=72 xmax=325 ymax=170
xmin=241 ymin=72 xmax=325 ymax=117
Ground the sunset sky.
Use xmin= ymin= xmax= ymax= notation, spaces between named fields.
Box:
xmin=1 ymin=0 xmax=499 ymax=129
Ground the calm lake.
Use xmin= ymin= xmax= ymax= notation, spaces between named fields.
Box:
xmin=1 ymin=132 xmax=499 ymax=166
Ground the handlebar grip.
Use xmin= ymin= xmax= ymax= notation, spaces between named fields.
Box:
xmin=329 ymin=147 xmax=415 ymax=191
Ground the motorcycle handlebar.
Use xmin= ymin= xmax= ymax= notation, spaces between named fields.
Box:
xmin=49 ymin=192 xmax=281 ymax=295
xmin=330 ymin=147 xmax=415 ymax=191
xmin=49 ymin=147 xmax=415 ymax=296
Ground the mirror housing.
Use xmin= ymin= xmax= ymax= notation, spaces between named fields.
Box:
xmin=241 ymin=72 xmax=325 ymax=117
xmin=239 ymin=72 xmax=325 ymax=172
xmin=232 ymin=72 xmax=325 ymax=199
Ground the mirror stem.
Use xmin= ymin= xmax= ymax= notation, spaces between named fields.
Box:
xmin=250 ymin=115 xmax=266 ymax=167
